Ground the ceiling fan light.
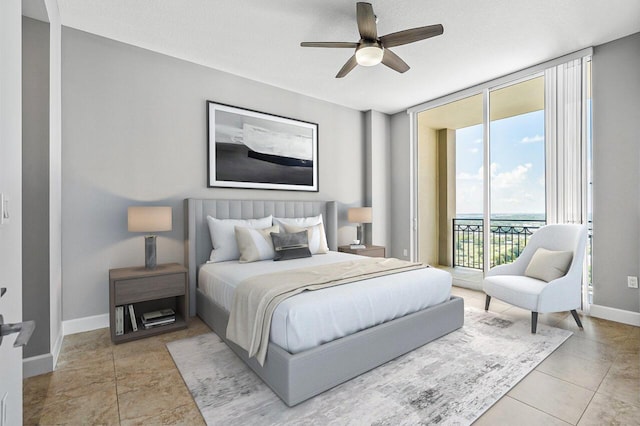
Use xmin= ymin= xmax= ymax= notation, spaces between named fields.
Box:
xmin=356 ymin=45 xmax=383 ymax=66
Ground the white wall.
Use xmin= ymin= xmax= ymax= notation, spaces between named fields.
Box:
xmin=61 ymin=28 xmax=366 ymax=321
xmin=0 ymin=1 xmax=24 ymax=423
xmin=364 ymin=110 xmax=391 ymax=247
xmin=45 ymin=0 xmax=63 ymax=364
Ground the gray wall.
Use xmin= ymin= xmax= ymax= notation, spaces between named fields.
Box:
xmin=592 ymin=32 xmax=640 ymax=313
xmin=62 ymin=28 xmax=365 ymax=321
xmin=389 ymin=111 xmax=411 ymax=260
xmin=22 ymin=16 xmax=50 ymax=358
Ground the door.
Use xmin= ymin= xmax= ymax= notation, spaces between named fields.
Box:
xmin=0 ymin=1 xmax=24 ymax=425
xmin=487 ymin=76 xmax=546 ymax=269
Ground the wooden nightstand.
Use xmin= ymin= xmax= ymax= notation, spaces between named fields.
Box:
xmin=109 ymin=263 xmax=189 ymax=343
xmin=338 ymin=245 xmax=386 ymax=258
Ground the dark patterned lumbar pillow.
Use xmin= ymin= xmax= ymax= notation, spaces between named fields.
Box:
xmin=271 ymin=231 xmax=312 ymax=261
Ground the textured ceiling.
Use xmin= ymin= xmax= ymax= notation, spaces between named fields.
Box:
xmin=53 ymin=0 xmax=640 ymax=114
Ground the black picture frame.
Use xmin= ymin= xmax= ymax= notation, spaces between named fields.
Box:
xmin=207 ymin=101 xmax=319 ymax=192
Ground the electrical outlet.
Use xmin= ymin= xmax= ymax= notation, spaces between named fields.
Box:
xmin=1 ymin=392 xmax=7 ymax=426
xmin=628 ymin=276 xmax=639 ymax=289
xmin=403 ymin=249 xmax=408 ymax=257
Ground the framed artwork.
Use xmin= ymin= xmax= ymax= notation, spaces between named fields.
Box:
xmin=207 ymin=101 xmax=318 ymax=191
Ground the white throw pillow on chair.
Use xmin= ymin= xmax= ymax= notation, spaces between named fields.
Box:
xmin=524 ymin=248 xmax=573 ymax=282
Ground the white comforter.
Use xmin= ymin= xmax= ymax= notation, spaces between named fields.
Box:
xmin=198 ymin=251 xmax=451 ymax=354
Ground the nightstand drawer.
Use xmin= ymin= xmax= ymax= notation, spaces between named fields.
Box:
xmin=361 ymin=247 xmax=385 ymax=257
xmin=338 ymin=245 xmax=386 ymax=258
xmin=115 ymin=273 xmax=185 ymax=305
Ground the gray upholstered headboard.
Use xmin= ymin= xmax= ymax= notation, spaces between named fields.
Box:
xmin=184 ymin=198 xmax=338 ymax=316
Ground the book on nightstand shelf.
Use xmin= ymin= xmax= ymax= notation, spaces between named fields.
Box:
xmin=115 ymin=306 xmax=124 ymax=336
xmin=141 ymin=308 xmax=176 ymax=329
xmin=142 ymin=317 xmax=176 ymax=329
xmin=128 ymin=304 xmax=138 ymax=332
xmin=142 ymin=308 xmax=175 ymax=322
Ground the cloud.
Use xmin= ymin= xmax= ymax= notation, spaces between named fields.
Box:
xmin=473 ymin=138 xmax=483 ymax=144
xmin=457 ymin=163 xmax=545 ymax=214
xmin=457 ymin=165 xmax=483 ymax=181
xmin=521 ymin=135 xmax=544 ymax=144
xmin=491 ymin=163 xmax=532 ymax=188
xmin=458 ymin=163 xmax=545 ymax=214
xmin=468 ymin=148 xmax=479 ymax=154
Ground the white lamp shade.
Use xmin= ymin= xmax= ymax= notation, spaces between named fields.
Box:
xmin=128 ymin=206 xmax=172 ymax=232
xmin=348 ymin=207 xmax=372 ymax=224
xmin=355 ymin=45 xmax=383 ymax=66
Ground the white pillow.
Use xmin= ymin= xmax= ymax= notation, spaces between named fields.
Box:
xmin=235 ymin=225 xmax=280 ymax=263
xmin=524 ymin=248 xmax=573 ymax=282
xmin=273 ymin=214 xmax=323 ymax=230
xmin=282 ymin=223 xmax=329 ymax=254
xmin=206 ymin=215 xmax=272 ymax=262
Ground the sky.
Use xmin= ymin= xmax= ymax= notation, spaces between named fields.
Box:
xmin=456 ymin=110 xmax=545 ymax=215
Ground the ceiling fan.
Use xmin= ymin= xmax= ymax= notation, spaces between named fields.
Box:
xmin=300 ymin=2 xmax=444 ymax=78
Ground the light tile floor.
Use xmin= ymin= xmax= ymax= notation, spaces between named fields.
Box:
xmin=23 ymin=286 xmax=639 ymax=425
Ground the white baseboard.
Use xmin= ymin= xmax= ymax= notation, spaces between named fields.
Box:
xmin=23 ymin=353 xmax=54 ymax=378
xmin=452 ymin=279 xmax=483 ymax=291
xmin=51 ymin=329 xmax=64 ymax=369
xmin=590 ymin=304 xmax=640 ymax=327
xmin=24 ymin=318 xmax=103 ymax=378
xmin=62 ymin=313 xmax=109 ymax=336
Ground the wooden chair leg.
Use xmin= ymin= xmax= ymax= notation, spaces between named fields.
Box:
xmin=485 ymin=295 xmax=491 ymax=311
xmin=531 ymin=312 xmax=538 ymax=333
xmin=570 ymin=309 xmax=583 ymax=329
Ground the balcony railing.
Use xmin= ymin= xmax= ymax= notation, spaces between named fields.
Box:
xmin=453 ymin=218 xmax=546 ymax=270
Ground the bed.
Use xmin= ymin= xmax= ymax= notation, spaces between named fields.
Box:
xmin=185 ymin=198 xmax=464 ymax=407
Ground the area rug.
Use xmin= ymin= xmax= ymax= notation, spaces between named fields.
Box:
xmin=167 ymin=308 xmax=572 ymax=425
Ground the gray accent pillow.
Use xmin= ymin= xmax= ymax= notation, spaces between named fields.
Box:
xmin=271 ymin=231 xmax=312 ymax=261
xmin=524 ymin=247 xmax=573 ymax=282
xmin=282 ymin=223 xmax=329 ymax=254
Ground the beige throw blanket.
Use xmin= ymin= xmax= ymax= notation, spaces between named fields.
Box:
xmin=226 ymin=257 xmax=427 ymax=365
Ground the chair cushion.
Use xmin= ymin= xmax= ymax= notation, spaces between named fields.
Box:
xmin=524 ymin=248 xmax=573 ymax=282
xmin=483 ymin=275 xmax=548 ymax=311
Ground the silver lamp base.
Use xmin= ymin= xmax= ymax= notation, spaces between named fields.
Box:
xmin=356 ymin=224 xmax=364 ymax=245
xmin=144 ymin=235 xmax=157 ymax=269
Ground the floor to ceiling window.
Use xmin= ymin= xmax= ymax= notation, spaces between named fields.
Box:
xmin=412 ymin=50 xmax=592 ymax=305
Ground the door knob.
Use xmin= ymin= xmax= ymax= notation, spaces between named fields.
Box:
xmin=0 ymin=315 xmax=35 ymax=348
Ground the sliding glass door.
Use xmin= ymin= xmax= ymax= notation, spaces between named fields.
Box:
xmin=415 ymin=77 xmax=547 ymax=273
xmin=488 ymin=76 xmax=546 ymax=268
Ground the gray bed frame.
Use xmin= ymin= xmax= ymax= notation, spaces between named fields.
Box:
xmin=185 ymin=198 xmax=464 ymax=407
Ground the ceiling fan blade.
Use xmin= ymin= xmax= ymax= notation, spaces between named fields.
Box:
xmin=300 ymin=42 xmax=359 ymax=48
xmin=380 ymin=24 xmax=444 ymax=48
xmin=336 ymin=55 xmax=358 ymax=78
xmin=356 ymin=2 xmax=377 ymax=40
xmin=382 ymin=49 xmax=410 ymax=73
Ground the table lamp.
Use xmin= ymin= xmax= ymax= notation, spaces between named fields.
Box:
xmin=347 ymin=207 xmax=372 ymax=245
xmin=128 ymin=206 xmax=172 ymax=269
